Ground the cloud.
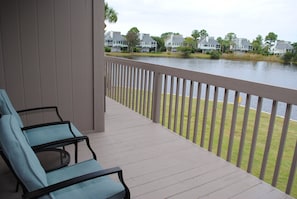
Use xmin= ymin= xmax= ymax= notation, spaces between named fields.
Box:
xmin=106 ymin=0 xmax=297 ymax=42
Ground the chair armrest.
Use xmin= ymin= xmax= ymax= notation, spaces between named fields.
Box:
xmin=31 ymin=136 xmax=97 ymax=160
xmin=22 ymin=167 xmax=130 ymax=199
xmin=22 ymin=122 xmax=97 ymax=160
xmin=21 ymin=121 xmax=72 ymax=131
xmin=32 ymin=136 xmax=87 ymax=151
xmin=17 ymin=106 xmax=63 ymax=122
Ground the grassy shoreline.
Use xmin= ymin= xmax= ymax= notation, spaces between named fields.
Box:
xmin=105 ymin=52 xmax=286 ymax=63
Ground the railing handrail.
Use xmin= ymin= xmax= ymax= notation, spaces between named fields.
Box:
xmin=105 ymin=56 xmax=297 ymax=105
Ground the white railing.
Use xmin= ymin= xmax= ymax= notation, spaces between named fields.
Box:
xmin=105 ymin=56 xmax=297 ymax=197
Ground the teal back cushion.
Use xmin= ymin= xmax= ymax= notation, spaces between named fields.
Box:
xmin=0 ymin=115 xmax=48 ymax=192
xmin=0 ymin=89 xmax=24 ymax=127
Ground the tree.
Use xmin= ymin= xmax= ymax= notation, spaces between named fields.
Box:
xmin=126 ymin=27 xmax=140 ymax=52
xmin=283 ymin=42 xmax=297 ymax=63
xmin=104 ymin=3 xmax=118 ymax=23
xmin=191 ymin=30 xmax=200 ymax=51
xmin=161 ymin=32 xmax=180 ymax=40
xmin=225 ymin=32 xmax=236 ymax=41
xmin=183 ymin=37 xmax=195 ymax=50
xmin=224 ymin=32 xmax=237 ymax=52
xmin=265 ymin=32 xmax=278 ymax=52
xmin=199 ymin=29 xmax=208 ymax=39
xmin=152 ymin=36 xmax=166 ymax=52
xmin=252 ymin=35 xmax=264 ymax=54
xmin=191 ymin=30 xmax=200 ymax=41
xmin=217 ymin=37 xmax=229 ymax=53
xmin=292 ymin=42 xmax=297 ymax=62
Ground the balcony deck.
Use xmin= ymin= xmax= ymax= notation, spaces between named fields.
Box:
xmin=0 ymin=98 xmax=293 ymax=199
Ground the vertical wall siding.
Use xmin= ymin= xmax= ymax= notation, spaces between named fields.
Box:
xmin=37 ymin=0 xmax=58 ymax=119
xmin=0 ymin=0 xmax=95 ymax=131
xmin=0 ymin=0 xmax=26 ymax=110
xmin=0 ymin=22 xmax=5 ymax=88
xmin=54 ymin=0 xmax=74 ymax=122
xmin=19 ymin=0 xmax=43 ymax=124
xmin=70 ymin=0 xmax=93 ymax=129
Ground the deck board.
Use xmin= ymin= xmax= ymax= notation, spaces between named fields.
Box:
xmin=0 ymin=97 xmax=294 ymax=199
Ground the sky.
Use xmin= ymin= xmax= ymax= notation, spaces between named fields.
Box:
xmin=105 ymin=0 xmax=297 ymax=42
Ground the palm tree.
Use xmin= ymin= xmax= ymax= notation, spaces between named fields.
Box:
xmin=105 ymin=3 xmax=118 ymax=23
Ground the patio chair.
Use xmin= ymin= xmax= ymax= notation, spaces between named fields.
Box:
xmin=0 ymin=89 xmax=94 ymax=162
xmin=0 ymin=115 xmax=130 ymax=199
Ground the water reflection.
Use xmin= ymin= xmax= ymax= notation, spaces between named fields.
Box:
xmin=133 ymin=57 xmax=297 ymax=89
xmin=132 ymin=57 xmax=297 ymax=119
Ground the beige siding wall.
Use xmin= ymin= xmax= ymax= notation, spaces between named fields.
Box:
xmin=0 ymin=0 xmax=105 ymax=132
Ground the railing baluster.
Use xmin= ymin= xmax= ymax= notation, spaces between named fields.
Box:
xmin=104 ymin=62 xmax=108 ymax=97
xmin=135 ymin=68 xmax=140 ymax=112
xmin=179 ymin=79 xmax=187 ymax=136
xmin=286 ymin=140 xmax=297 ymax=194
xmin=152 ymin=72 xmax=162 ymax=123
xmin=128 ymin=66 xmax=133 ymax=109
xmin=132 ymin=67 xmax=136 ymax=110
xmin=193 ymin=82 xmax=202 ymax=144
xmin=237 ymin=94 xmax=251 ymax=167
xmin=247 ymin=96 xmax=263 ymax=173
xmin=227 ymin=91 xmax=240 ymax=162
xmin=139 ymin=69 xmax=144 ymax=114
xmin=111 ymin=63 xmax=115 ymax=99
xmin=162 ymin=75 xmax=168 ymax=126
xmin=217 ymin=89 xmax=229 ymax=157
xmin=125 ymin=66 xmax=130 ymax=107
xmin=272 ymin=104 xmax=292 ymax=187
xmin=201 ymin=84 xmax=210 ymax=147
xmin=121 ymin=65 xmax=125 ymax=104
xmin=260 ymin=100 xmax=278 ymax=179
xmin=174 ymin=78 xmax=180 ymax=133
xmin=186 ymin=80 xmax=194 ymax=140
xmin=123 ymin=65 xmax=127 ymax=105
xmin=108 ymin=62 xmax=112 ymax=97
xmin=209 ymin=86 xmax=218 ymax=152
xmin=147 ymin=71 xmax=152 ymax=119
xmin=143 ymin=70 xmax=148 ymax=116
xmin=168 ymin=76 xmax=174 ymax=130
xmin=116 ymin=64 xmax=120 ymax=102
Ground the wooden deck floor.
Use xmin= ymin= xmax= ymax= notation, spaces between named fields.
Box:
xmin=0 ymin=98 xmax=294 ymax=199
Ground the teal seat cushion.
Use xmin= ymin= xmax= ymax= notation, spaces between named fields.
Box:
xmin=47 ymin=159 xmax=126 ymax=199
xmin=0 ymin=115 xmax=48 ymax=192
xmin=24 ymin=123 xmax=83 ymax=147
xmin=0 ymin=89 xmax=24 ymax=127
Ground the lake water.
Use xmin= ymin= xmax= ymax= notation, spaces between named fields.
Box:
xmin=132 ymin=57 xmax=297 ymax=119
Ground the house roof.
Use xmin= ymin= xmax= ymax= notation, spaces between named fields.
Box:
xmin=104 ymin=31 xmax=126 ymax=42
xmin=275 ymin=40 xmax=293 ymax=50
xmin=139 ymin=33 xmax=156 ymax=43
xmin=165 ymin=34 xmax=184 ymax=43
xmin=199 ymin=37 xmax=219 ymax=46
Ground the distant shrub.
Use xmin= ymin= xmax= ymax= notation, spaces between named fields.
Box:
xmin=177 ymin=46 xmax=192 ymax=58
xmin=282 ymin=52 xmax=293 ymax=64
xmin=105 ymin=47 xmax=111 ymax=52
xmin=210 ymin=51 xmax=221 ymax=59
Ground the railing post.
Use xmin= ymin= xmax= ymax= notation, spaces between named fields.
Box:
xmin=152 ymin=72 xmax=162 ymax=123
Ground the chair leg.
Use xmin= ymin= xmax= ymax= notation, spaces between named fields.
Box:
xmin=75 ymin=142 xmax=78 ymax=163
xmin=15 ymin=181 xmax=19 ymax=192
